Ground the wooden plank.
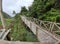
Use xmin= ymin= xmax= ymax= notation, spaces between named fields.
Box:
xmin=0 ymin=29 xmax=5 ymax=38
xmin=55 ymin=23 xmax=60 ymax=30
xmin=0 ymin=40 xmax=52 ymax=44
xmin=1 ymin=29 xmax=11 ymax=40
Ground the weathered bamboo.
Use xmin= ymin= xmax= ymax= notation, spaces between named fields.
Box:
xmin=2 ymin=29 xmax=11 ymax=40
xmin=0 ymin=0 xmax=6 ymax=29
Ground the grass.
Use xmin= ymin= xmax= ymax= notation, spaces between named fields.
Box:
xmin=0 ymin=19 xmax=12 ymax=27
xmin=5 ymin=19 xmax=13 ymax=26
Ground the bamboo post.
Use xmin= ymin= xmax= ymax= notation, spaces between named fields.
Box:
xmin=30 ymin=21 xmax=32 ymax=29
xmin=39 ymin=21 xmax=42 ymax=27
xmin=50 ymin=23 xmax=54 ymax=33
xmin=0 ymin=0 xmax=6 ymax=29
xmin=49 ymin=23 xmax=52 ymax=32
xmin=36 ymin=27 xmax=38 ymax=37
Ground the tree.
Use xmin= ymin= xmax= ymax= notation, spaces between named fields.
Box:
xmin=13 ymin=11 xmax=16 ymax=14
xmin=28 ymin=0 xmax=60 ymax=22
xmin=20 ymin=6 xmax=28 ymax=16
xmin=17 ymin=0 xmax=60 ymax=22
xmin=56 ymin=16 xmax=60 ymax=23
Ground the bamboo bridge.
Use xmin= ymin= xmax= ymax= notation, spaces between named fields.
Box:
xmin=0 ymin=0 xmax=60 ymax=44
xmin=0 ymin=15 xmax=60 ymax=44
xmin=20 ymin=15 xmax=60 ymax=44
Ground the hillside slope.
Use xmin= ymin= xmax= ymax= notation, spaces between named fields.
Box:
xmin=2 ymin=11 xmax=11 ymax=18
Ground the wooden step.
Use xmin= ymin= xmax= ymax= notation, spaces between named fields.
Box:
xmin=0 ymin=40 xmax=53 ymax=44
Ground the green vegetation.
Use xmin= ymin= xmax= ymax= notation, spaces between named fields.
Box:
xmin=10 ymin=14 xmax=38 ymax=41
xmin=55 ymin=31 xmax=60 ymax=35
xmin=5 ymin=19 xmax=13 ymax=28
xmin=2 ymin=11 xmax=11 ymax=18
xmin=19 ymin=0 xmax=60 ymax=22
xmin=0 ymin=11 xmax=12 ymax=28
xmin=18 ymin=0 xmax=60 ymax=35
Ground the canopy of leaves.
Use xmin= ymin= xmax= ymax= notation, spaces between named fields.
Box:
xmin=28 ymin=0 xmax=60 ymax=22
xmin=17 ymin=0 xmax=60 ymax=22
xmin=20 ymin=6 xmax=28 ymax=16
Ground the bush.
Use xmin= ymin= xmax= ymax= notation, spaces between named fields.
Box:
xmin=56 ymin=16 xmax=60 ymax=23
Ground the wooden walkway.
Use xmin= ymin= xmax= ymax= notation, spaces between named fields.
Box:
xmin=20 ymin=15 xmax=60 ymax=44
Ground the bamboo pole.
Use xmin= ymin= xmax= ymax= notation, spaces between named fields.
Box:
xmin=0 ymin=0 xmax=6 ymax=29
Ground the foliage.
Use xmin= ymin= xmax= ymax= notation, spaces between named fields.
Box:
xmin=19 ymin=0 xmax=60 ymax=22
xmin=56 ymin=15 xmax=60 ymax=23
xmin=20 ymin=6 xmax=28 ymax=16
xmin=11 ymin=14 xmax=38 ymax=41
